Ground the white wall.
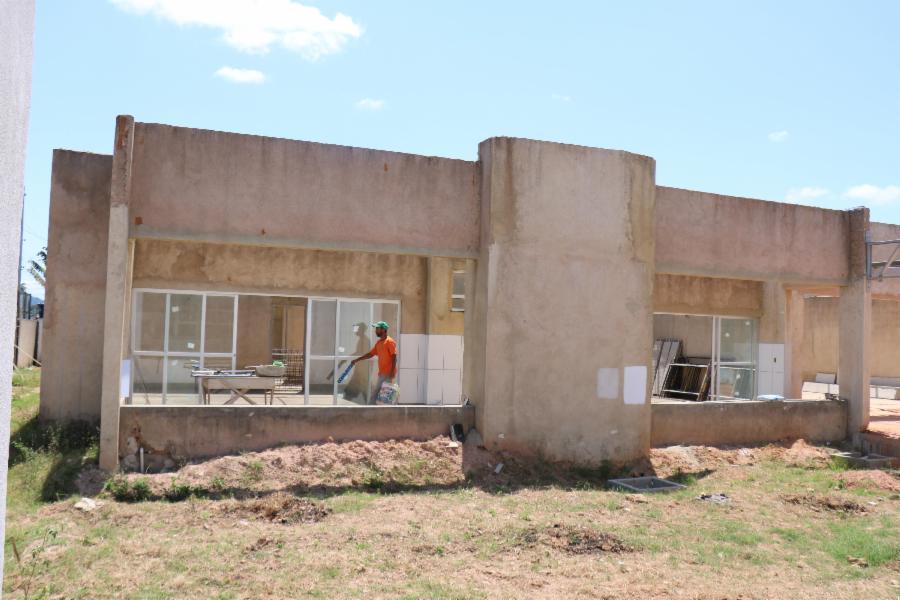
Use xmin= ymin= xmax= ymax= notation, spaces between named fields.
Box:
xmin=399 ymin=334 xmax=463 ymax=405
xmin=1 ymin=0 xmax=36 ymax=580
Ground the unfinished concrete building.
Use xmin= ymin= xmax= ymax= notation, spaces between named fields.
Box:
xmin=40 ymin=116 xmax=900 ymax=470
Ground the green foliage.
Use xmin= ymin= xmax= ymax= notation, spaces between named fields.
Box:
xmin=164 ymin=478 xmax=196 ymax=502
xmin=12 ymin=367 xmax=41 ymax=389
xmin=824 ymin=517 xmax=899 ymax=568
xmin=240 ymin=460 xmax=264 ymax=485
xmin=104 ymin=475 xmax=152 ymax=502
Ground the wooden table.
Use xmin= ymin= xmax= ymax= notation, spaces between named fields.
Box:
xmin=197 ymin=375 xmax=279 ymax=405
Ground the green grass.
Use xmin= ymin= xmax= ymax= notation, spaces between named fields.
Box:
xmin=823 ymin=516 xmax=899 ymax=567
xmin=7 ymin=370 xmax=100 ymax=511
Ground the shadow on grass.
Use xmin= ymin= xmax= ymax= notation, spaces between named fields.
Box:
xmin=8 ymin=414 xmax=99 ymax=503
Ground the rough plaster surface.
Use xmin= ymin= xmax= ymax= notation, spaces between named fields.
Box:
xmin=41 ymin=151 xmax=112 ymax=421
xmin=120 ymin=405 xmax=475 ymax=459
xmin=651 ymin=400 xmax=847 ymax=446
xmin=654 ymin=274 xmax=763 ymax=317
xmin=128 ymin=122 xmax=481 ymax=258
xmin=469 ymin=138 xmax=656 ymax=463
xmin=656 ymin=186 xmax=850 ymax=284
xmin=0 ymin=0 xmax=35 ymax=577
xmin=131 ymin=238 xmax=429 ymax=332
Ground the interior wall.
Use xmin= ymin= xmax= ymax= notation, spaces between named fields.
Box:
xmin=236 ymin=295 xmax=273 ymax=368
xmin=801 ymin=296 xmax=900 ymax=383
xmin=653 ymin=314 xmax=713 ymax=357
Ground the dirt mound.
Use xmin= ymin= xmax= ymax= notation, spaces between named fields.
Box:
xmin=837 ymin=470 xmax=900 ymax=492
xmin=781 ymin=493 xmax=867 ymax=514
xmin=544 ymin=525 xmax=633 ymax=555
xmin=224 ymin=492 xmax=330 ymax=524
xmin=649 ymin=440 xmax=832 ymax=478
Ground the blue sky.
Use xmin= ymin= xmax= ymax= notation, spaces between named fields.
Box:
xmin=20 ymin=0 xmax=900 ymax=294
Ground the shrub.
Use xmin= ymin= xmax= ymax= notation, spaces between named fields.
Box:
xmin=104 ymin=474 xmax=152 ymax=502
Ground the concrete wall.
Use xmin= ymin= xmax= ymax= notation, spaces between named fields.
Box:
xmin=41 ymin=150 xmax=112 ymax=422
xmin=656 ymin=187 xmax=849 ymax=284
xmin=119 ymin=405 xmax=475 ymax=459
xmin=800 ymin=296 xmax=900 ymax=383
xmin=652 ymin=314 xmax=712 ymax=358
xmin=651 ymin=399 xmax=847 ymax=446
xmin=654 ymin=274 xmax=763 ymax=317
xmin=131 ymin=238 xmax=428 ymax=333
xmin=427 ymin=257 xmax=468 ymax=335
xmin=128 ymin=122 xmax=480 ymax=258
xmin=14 ymin=319 xmax=38 ymax=368
xmin=1 ymin=0 xmax=36 ymax=573
xmin=236 ymin=295 xmax=273 ymax=367
xmin=467 ymin=138 xmax=655 ymax=463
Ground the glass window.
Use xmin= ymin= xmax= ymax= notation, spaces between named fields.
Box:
xmin=132 ymin=356 xmax=164 ymax=400
xmin=451 ymin=270 xmax=465 ymax=312
xmin=205 ymin=295 xmax=235 ymax=354
xmin=134 ymin=292 xmax=166 ymax=352
xmin=309 ymin=300 xmax=336 ymax=356
xmin=168 ymin=294 xmax=202 ymax=353
xmin=338 ymin=301 xmax=372 ymax=357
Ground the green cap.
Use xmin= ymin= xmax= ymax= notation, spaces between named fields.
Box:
xmin=371 ymin=321 xmax=390 ymax=330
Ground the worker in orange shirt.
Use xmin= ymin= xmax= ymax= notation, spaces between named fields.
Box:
xmin=350 ymin=320 xmax=398 ymax=404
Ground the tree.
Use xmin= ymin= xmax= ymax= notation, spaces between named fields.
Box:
xmin=27 ymin=246 xmax=46 ymax=288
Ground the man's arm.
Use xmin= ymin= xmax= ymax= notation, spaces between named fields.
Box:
xmin=390 ymin=354 xmax=398 ymax=381
xmin=351 ymin=350 xmax=375 ymax=366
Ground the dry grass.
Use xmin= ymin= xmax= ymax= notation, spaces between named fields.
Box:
xmin=4 ymin=434 xmax=900 ymax=599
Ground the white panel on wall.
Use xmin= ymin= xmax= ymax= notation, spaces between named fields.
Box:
xmin=623 ymin=366 xmax=647 ymax=405
xmin=399 ymin=334 xmax=424 ymax=370
xmin=772 ymin=344 xmax=785 ymax=374
xmin=427 ymin=336 xmax=445 ymax=370
xmin=757 ymin=371 xmax=773 ymax=396
xmin=443 ymin=336 xmax=463 ymax=370
xmin=398 ymin=368 xmax=418 ymax=404
xmin=426 ymin=369 xmax=443 ymax=404
xmin=417 ymin=369 xmax=428 ymax=404
xmin=442 ymin=369 xmax=462 ymax=404
xmin=771 ymin=375 xmax=784 ymax=397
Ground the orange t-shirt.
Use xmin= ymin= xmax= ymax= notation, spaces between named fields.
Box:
xmin=371 ymin=336 xmax=398 ymax=376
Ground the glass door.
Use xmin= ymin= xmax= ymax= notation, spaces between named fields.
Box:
xmin=713 ymin=317 xmax=758 ymax=400
xmin=304 ymin=298 xmax=401 ymax=405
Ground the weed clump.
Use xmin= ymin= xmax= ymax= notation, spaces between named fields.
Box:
xmin=104 ymin=474 xmax=151 ymax=502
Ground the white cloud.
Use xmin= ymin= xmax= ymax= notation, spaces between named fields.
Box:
xmin=786 ymin=186 xmax=829 ymax=203
xmin=355 ymin=98 xmax=385 ymax=110
xmin=768 ymin=130 xmax=789 ymax=143
xmin=844 ymin=184 xmax=900 ymax=206
xmin=551 ymin=93 xmax=572 ymax=102
xmin=109 ymin=0 xmax=362 ymax=60
xmin=215 ymin=66 xmax=266 ymax=84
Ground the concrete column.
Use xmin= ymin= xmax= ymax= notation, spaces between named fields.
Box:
xmin=99 ymin=115 xmax=135 ymax=471
xmin=466 ymin=137 xmax=656 ymax=464
xmin=784 ymin=288 xmax=805 ymax=399
xmin=839 ymin=207 xmax=871 ymax=435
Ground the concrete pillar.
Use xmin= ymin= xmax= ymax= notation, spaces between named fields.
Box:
xmin=784 ymin=288 xmax=805 ymax=399
xmin=465 ymin=137 xmax=656 ymax=464
xmin=99 ymin=115 xmax=135 ymax=471
xmin=839 ymin=207 xmax=871 ymax=435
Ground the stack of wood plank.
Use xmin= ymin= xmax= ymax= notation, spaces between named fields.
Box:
xmin=652 ymin=339 xmax=682 ymax=396
xmin=661 ymin=357 xmax=712 ymax=401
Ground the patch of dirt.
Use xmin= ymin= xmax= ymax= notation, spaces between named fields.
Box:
xmin=648 ymin=439 xmax=832 ymax=478
xmin=837 ymin=470 xmax=900 ymax=492
xmin=223 ymin=492 xmax=330 ymax=524
xmin=75 ymin=466 xmax=108 ymax=497
xmin=543 ymin=524 xmax=633 ymax=555
xmin=781 ymin=493 xmax=868 ymax=514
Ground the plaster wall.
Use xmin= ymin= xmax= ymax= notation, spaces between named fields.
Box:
xmin=41 ymin=151 xmax=112 ymax=422
xmin=427 ymin=257 xmax=469 ymax=335
xmin=800 ymin=296 xmax=900 ymax=383
xmin=128 ymin=122 xmax=480 ymax=258
xmin=120 ymin=405 xmax=474 ymax=459
xmin=15 ymin=319 xmax=38 ymax=368
xmin=652 ymin=314 xmax=712 ymax=358
xmin=651 ymin=400 xmax=847 ymax=446
xmin=656 ymin=187 xmax=849 ymax=284
xmin=653 ymin=274 xmax=763 ymax=317
xmin=468 ymin=138 xmax=655 ymax=463
xmin=236 ymin=295 xmax=273 ymax=368
xmin=131 ymin=238 xmax=428 ymax=333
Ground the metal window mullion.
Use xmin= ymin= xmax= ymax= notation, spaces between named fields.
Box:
xmin=162 ymin=293 xmax=171 ymax=404
xmin=304 ymin=299 xmax=312 ymax=405
xmin=199 ymin=294 xmax=207 ymax=368
xmin=231 ymin=295 xmax=238 ymax=371
xmin=333 ymin=301 xmax=341 ymax=405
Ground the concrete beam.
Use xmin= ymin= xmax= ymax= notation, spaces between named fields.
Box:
xmin=99 ymin=115 xmax=135 ymax=471
xmin=838 ymin=207 xmax=871 ymax=435
xmin=784 ymin=288 xmax=806 ymax=399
